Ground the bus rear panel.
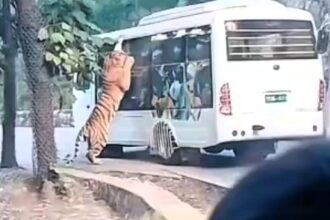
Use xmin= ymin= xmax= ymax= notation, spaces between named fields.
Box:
xmin=217 ymin=18 xmax=325 ymax=144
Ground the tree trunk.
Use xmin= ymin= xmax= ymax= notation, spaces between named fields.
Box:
xmin=0 ymin=0 xmax=18 ymax=168
xmin=17 ymin=0 xmax=56 ymax=179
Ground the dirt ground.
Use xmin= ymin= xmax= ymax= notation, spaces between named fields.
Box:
xmin=0 ymin=168 xmax=227 ymax=219
xmin=0 ymin=168 xmax=124 ymax=220
xmin=106 ymin=171 xmax=227 ymax=215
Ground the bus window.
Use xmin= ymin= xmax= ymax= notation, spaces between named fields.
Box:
xmin=119 ymin=37 xmax=153 ymax=110
xmin=226 ymin=20 xmax=317 ymax=61
xmin=186 ymin=26 xmax=212 ymax=108
xmin=151 ymin=31 xmax=186 ymax=113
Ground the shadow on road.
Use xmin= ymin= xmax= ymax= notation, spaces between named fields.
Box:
xmin=104 ymin=148 xmax=240 ymax=168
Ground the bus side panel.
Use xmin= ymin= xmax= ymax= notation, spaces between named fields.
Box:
xmin=108 ymin=111 xmax=152 ymax=146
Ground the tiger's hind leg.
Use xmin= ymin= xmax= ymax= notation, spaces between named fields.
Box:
xmin=86 ymin=138 xmax=102 ymax=165
xmin=86 ymin=150 xmax=102 ymax=165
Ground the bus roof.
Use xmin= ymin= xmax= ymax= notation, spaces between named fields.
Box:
xmin=96 ymin=0 xmax=313 ymax=41
xmin=138 ymin=0 xmax=285 ymax=26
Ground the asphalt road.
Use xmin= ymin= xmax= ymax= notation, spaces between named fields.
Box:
xmin=0 ymin=126 xmax=314 ymax=188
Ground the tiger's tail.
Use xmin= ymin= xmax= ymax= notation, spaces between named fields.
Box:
xmin=64 ymin=125 xmax=87 ymax=165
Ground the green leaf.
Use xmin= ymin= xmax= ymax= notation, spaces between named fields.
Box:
xmin=61 ymin=22 xmax=72 ymax=31
xmin=50 ymin=33 xmax=66 ymax=45
xmin=55 ymin=45 xmax=61 ymax=51
xmin=65 ymin=48 xmax=74 ymax=55
xmin=79 ymin=0 xmax=95 ymax=9
xmin=91 ymin=36 xmax=103 ymax=47
xmin=63 ymin=63 xmax=72 ymax=73
xmin=79 ymin=54 xmax=86 ymax=62
xmin=86 ymin=21 xmax=102 ymax=33
xmin=72 ymin=10 xmax=88 ymax=25
xmin=45 ymin=51 xmax=54 ymax=61
xmin=38 ymin=27 xmax=49 ymax=41
xmin=59 ymin=52 xmax=69 ymax=61
xmin=52 ymin=56 xmax=62 ymax=65
xmin=69 ymin=48 xmax=80 ymax=61
xmin=73 ymin=28 xmax=88 ymax=41
xmin=63 ymin=17 xmax=74 ymax=25
xmin=63 ymin=32 xmax=75 ymax=43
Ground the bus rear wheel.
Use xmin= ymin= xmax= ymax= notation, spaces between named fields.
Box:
xmin=161 ymin=148 xmax=182 ymax=165
xmin=151 ymin=121 xmax=201 ymax=165
xmin=160 ymin=148 xmax=202 ymax=166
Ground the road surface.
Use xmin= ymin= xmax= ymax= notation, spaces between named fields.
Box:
xmin=0 ymin=126 xmax=314 ymax=188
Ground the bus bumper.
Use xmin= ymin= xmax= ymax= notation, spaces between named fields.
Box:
xmin=217 ymin=111 xmax=325 ymax=143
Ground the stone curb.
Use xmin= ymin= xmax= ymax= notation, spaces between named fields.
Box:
xmin=56 ymin=167 xmax=207 ymax=220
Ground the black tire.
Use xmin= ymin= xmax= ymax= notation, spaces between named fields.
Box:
xmin=160 ymin=148 xmax=202 ymax=166
xmin=98 ymin=144 xmax=124 ymax=158
xmin=180 ymin=148 xmax=202 ymax=165
xmin=234 ymin=147 xmax=266 ymax=164
xmin=161 ymin=148 xmax=182 ymax=165
xmin=233 ymin=141 xmax=275 ymax=165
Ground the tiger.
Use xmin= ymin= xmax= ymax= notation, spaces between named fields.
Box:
xmin=65 ymin=50 xmax=135 ymax=165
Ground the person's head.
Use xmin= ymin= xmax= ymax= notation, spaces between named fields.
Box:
xmin=209 ymin=140 xmax=330 ymax=220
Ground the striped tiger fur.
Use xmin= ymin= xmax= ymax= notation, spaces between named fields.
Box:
xmin=65 ymin=51 xmax=135 ymax=165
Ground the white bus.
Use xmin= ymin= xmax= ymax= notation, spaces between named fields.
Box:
xmin=73 ymin=0 xmax=329 ymax=164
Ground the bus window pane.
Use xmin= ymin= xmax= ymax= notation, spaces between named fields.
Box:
xmin=187 ymin=34 xmax=211 ymax=61
xmin=152 ymin=32 xmax=185 ymax=65
xmin=187 ymin=28 xmax=212 ymax=109
xmin=111 ymin=37 xmax=153 ymax=110
xmin=123 ymin=37 xmax=152 ymax=66
xmin=186 ymin=60 xmax=212 ymax=108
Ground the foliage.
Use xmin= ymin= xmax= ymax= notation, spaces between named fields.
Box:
xmin=93 ymin=0 xmax=177 ymax=31
xmin=37 ymin=0 xmax=115 ymax=91
xmin=92 ymin=0 xmax=215 ymax=32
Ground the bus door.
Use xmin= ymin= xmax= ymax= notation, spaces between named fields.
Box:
xmin=107 ymin=37 xmax=154 ymax=145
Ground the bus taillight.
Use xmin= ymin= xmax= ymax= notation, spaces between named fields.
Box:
xmin=318 ymin=80 xmax=325 ymax=111
xmin=219 ymin=83 xmax=232 ymax=115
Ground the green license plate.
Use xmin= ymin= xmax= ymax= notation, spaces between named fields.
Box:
xmin=265 ymin=94 xmax=287 ymax=103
